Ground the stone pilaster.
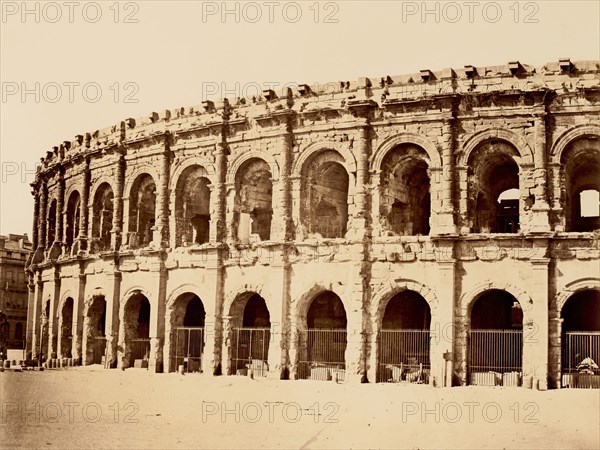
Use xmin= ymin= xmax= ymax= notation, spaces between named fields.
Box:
xmin=523 ymin=256 xmax=550 ymax=389
xmin=49 ymin=172 xmax=64 ymax=260
xmin=147 ymin=267 xmax=167 ymax=372
xmin=31 ymin=278 xmax=43 ymax=360
xmin=71 ymin=272 xmax=86 ymax=365
xmin=73 ymin=160 xmax=90 ymax=254
xmin=155 ymin=138 xmax=171 ymax=248
xmin=347 ymin=115 xmax=373 ymax=383
xmin=32 ymin=181 xmax=47 ymax=263
xmin=456 ymin=166 xmax=469 ymax=234
xmin=288 ymin=321 xmax=302 ymax=380
xmin=529 ymin=111 xmax=551 ymax=233
xmin=111 ymin=151 xmax=126 ymax=250
xmin=104 ymin=271 xmax=121 ymax=368
xmin=432 ymin=254 xmax=456 ymax=387
xmin=25 ymin=278 xmax=35 ymax=356
xmin=31 ymin=189 xmax=40 ymax=249
xmin=431 ymin=118 xmax=456 ymax=235
xmin=548 ymin=316 xmax=563 ymax=389
xmin=548 ymin=162 xmax=563 ymax=231
xmin=46 ymin=268 xmax=61 ymax=359
xmin=203 ymin=104 xmax=230 ymax=376
xmin=270 ymin=114 xmax=294 ymax=242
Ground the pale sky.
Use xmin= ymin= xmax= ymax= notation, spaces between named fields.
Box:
xmin=1 ymin=0 xmax=599 ymax=236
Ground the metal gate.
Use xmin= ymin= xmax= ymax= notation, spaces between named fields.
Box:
xmin=562 ymin=331 xmax=600 ymax=388
xmin=91 ymin=336 xmax=106 ymax=364
xmin=130 ymin=338 xmax=151 ymax=361
xmin=298 ymin=329 xmax=347 ymax=381
xmin=378 ymin=330 xmax=430 ymax=383
xmin=469 ymin=329 xmax=522 ymax=386
xmin=172 ymin=327 xmax=204 ymax=373
xmin=231 ymin=328 xmax=270 ymax=376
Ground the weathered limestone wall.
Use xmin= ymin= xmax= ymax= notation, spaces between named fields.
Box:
xmin=26 ymin=60 xmax=600 ymax=389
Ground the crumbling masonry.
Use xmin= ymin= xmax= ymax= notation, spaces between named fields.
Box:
xmin=26 ymin=59 xmax=600 ymax=389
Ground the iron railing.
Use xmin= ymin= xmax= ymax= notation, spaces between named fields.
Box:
xmin=562 ymin=331 xmax=600 ymax=389
xmin=231 ymin=328 xmax=270 ymax=376
xmin=130 ymin=338 xmax=151 ymax=361
xmin=469 ymin=329 xmax=522 ymax=386
xmin=172 ymin=327 xmax=204 ymax=373
xmin=297 ymin=329 xmax=347 ymax=381
xmin=378 ymin=329 xmax=430 ymax=383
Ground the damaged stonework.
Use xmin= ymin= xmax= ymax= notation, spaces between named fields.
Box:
xmin=26 ymin=59 xmax=600 ymax=390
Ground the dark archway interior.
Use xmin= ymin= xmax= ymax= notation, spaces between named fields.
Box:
xmin=89 ymin=297 xmax=107 ymax=336
xmin=175 ymin=167 xmax=211 ymax=246
xmin=380 ymin=144 xmax=431 ymax=236
xmin=562 ymin=290 xmax=600 ymax=331
xmin=137 ymin=297 xmax=150 ymax=338
xmin=382 ymin=291 xmax=431 ymax=329
xmin=242 ymin=294 xmax=271 ymax=327
xmin=65 ymin=192 xmax=81 ymax=247
xmin=470 ymin=141 xmax=520 ymax=233
xmin=183 ymin=295 xmax=206 ymax=327
xmin=302 ymin=151 xmax=349 ymax=239
xmin=307 ymin=291 xmax=347 ymax=329
xmin=128 ymin=175 xmax=156 ymax=247
xmin=471 ymin=289 xmax=523 ymax=329
xmin=92 ymin=183 xmax=114 ymax=251
xmin=235 ymin=159 xmax=273 ymax=243
xmin=60 ymin=297 xmax=74 ymax=358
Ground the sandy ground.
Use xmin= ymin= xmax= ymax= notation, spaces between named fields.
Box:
xmin=1 ymin=366 xmax=599 ymax=449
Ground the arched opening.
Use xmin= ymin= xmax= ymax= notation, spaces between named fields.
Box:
xmin=65 ymin=191 xmax=81 ymax=249
xmin=380 ymin=144 xmax=431 ymax=236
xmin=378 ymin=290 xmax=431 ymax=383
xmin=47 ymin=199 xmax=57 ymax=246
xmin=91 ymin=183 xmax=114 ymax=252
xmin=469 ymin=141 xmax=520 ymax=233
xmin=123 ymin=293 xmax=151 ymax=368
xmin=229 ymin=293 xmax=271 ymax=376
xmin=469 ymin=289 xmax=523 ymax=386
xmin=175 ymin=166 xmax=211 ymax=247
xmin=302 ymin=151 xmax=349 ymax=239
xmin=561 ymin=289 xmax=600 ymax=388
xmin=169 ymin=293 xmax=206 ymax=373
xmin=234 ymin=159 xmax=273 ymax=243
xmin=128 ymin=175 xmax=156 ymax=248
xmin=298 ymin=291 xmax=347 ymax=381
xmin=562 ymin=137 xmax=600 ymax=232
xmin=14 ymin=323 xmax=23 ymax=342
xmin=83 ymin=295 xmax=106 ymax=365
xmin=59 ymin=297 xmax=73 ymax=359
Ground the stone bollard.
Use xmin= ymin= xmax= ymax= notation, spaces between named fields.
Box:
xmin=178 ymin=365 xmax=185 ymax=375
xmin=3 ymin=360 xmax=9 ymax=369
xmin=67 ymin=358 xmax=73 ymax=367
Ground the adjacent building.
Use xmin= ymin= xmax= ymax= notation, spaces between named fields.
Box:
xmin=0 ymin=234 xmax=32 ymax=351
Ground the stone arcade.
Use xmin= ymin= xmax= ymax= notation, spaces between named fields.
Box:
xmin=26 ymin=59 xmax=600 ymax=389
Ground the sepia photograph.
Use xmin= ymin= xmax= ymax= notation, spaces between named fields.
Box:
xmin=1 ymin=1 xmax=599 ymax=448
